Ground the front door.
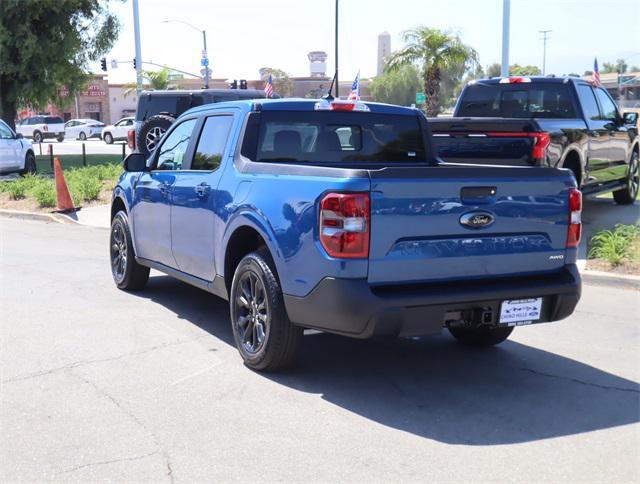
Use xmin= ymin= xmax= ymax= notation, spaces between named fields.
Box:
xmin=0 ymin=121 xmax=20 ymax=170
xmin=131 ymin=118 xmax=198 ymax=267
xmin=595 ymin=87 xmax=630 ymax=181
xmin=171 ymin=114 xmax=235 ymax=281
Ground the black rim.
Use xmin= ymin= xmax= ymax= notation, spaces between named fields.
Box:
xmin=629 ymin=155 xmax=639 ymax=199
xmin=234 ymin=271 xmax=269 ymax=354
xmin=110 ymin=221 xmax=127 ymax=282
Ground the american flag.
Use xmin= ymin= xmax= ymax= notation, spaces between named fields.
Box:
xmin=264 ymin=74 xmax=273 ymax=98
xmin=347 ymin=71 xmax=360 ymax=101
xmin=592 ymin=58 xmax=601 ymax=87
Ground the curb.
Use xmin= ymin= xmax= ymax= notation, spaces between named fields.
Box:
xmin=581 ymin=269 xmax=640 ymax=290
xmin=0 ymin=208 xmax=72 ymax=225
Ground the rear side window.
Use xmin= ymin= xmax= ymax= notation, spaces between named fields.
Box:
xmin=44 ymin=116 xmax=63 ymax=124
xmin=192 ymin=115 xmax=234 ymax=171
xmin=576 ymin=84 xmax=600 ymax=120
xmin=241 ymin=111 xmax=426 ymax=164
xmin=457 ymin=83 xmax=577 ymax=118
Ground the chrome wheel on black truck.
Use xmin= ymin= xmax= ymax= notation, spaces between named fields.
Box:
xmin=613 ymin=151 xmax=639 ymax=205
xmin=230 ymin=249 xmax=302 ymax=371
xmin=110 ymin=211 xmax=149 ymax=290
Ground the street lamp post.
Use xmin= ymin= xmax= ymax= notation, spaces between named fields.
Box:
xmin=539 ymin=30 xmax=552 ymax=76
xmin=162 ymin=19 xmax=210 ymax=89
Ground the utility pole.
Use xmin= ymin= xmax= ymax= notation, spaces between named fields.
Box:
xmin=335 ymin=0 xmax=339 ymax=98
xmin=132 ymin=0 xmax=143 ymax=93
xmin=202 ymin=30 xmax=210 ymax=89
xmin=501 ymin=0 xmax=510 ymax=77
xmin=539 ymin=30 xmax=552 ymax=75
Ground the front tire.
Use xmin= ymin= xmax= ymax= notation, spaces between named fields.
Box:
xmin=20 ymin=152 xmax=36 ymax=175
xmin=613 ymin=151 xmax=639 ymax=205
xmin=104 ymin=132 xmax=114 ymax=144
xmin=110 ymin=211 xmax=149 ymax=291
xmin=56 ymin=135 xmax=64 ymax=142
xmin=79 ymin=131 xmax=87 ymax=141
xmin=230 ymin=249 xmax=302 ymax=371
xmin=449 ymin=325 xmax=514 ymax=347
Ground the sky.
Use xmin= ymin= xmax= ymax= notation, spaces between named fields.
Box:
xmin=98 ymin=0 xmax=640 ymax=84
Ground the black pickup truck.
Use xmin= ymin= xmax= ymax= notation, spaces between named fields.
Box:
xmin=429 ymin=76 xmax=639 ymax=204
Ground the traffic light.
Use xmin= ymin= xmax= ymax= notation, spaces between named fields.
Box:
xmin=133 ymin=58 xmax=136 ymax=69
xmin=100 ymin=58 xmax=107 ymax=71
xmin=239 ymin=79 xmax=247 ymax=90
xmin=229 ymin=80 xmax=238 ymax=89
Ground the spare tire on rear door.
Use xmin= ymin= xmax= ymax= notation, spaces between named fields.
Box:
xmin=136 ymin=114 xmax=175 ymax=156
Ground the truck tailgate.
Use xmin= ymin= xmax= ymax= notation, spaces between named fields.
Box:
xmin=367 ymin=165 xmax=573 ymax=285
xmin=428 ymin=118 xmax=542 ymax=166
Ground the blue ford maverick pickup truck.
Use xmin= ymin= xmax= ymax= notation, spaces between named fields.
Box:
xmin=111 ymin=98 xmax=582 ymax=371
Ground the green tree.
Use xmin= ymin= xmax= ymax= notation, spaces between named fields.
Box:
xmin=0 ymin=0 xmax=121 ymax=130
xmin=386 ymin=27 xmax=478 ymax=116
xmin=370 ymin=64 xmax=421 ymax=106
xmin=486 ymin=63 xmax=502 ymax=78
xmin=123 ymin=67 xmax=177 ymax=96
xmin=509 ymin=64 xmax=542 ymax=76
xmin=260 ymin=67 xmax=293 ymax=97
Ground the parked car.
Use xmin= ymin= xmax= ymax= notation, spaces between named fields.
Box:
xmin=15 ymin=115 xmax=65 ymax=143
xmin=429 ymin=76 xmax=640 ymax=205
xmin=64 ymin=119 xmax=105 ymax=140
xmin=131 ymin=89 xmax=269 ymax=156
xmin=102 ymin=117 xmax=134 ymax=144
xmin=0 ymin=119 xmax=36 ymax=175
xmin=110 ymin=98 xmax=582 ymax=371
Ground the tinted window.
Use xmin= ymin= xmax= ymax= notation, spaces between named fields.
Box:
xmin=156 ymin=118 xmax=197 ymax=170
xmin=242 ymin=111 xmax=426 ymax=164
xmin=595 ymin=88 xmax=618 ymax=120
xmin=44 ymin=116 xmax=63 ymax=124
xmin=192 ymin=115 xmax=233 ymax=170
xmin=0 ymin=121 xmax=13 ymax=139
xmin=457 ymin=83 xmax=577 ymax=118
xmin=577 ymin=85 xmax=600 ymax=120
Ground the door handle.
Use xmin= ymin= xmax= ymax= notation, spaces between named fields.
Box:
xmin=194 ymin=182 xmax=211 ymax=197
xmin=159 ymin=183 xmax=171 ymax=196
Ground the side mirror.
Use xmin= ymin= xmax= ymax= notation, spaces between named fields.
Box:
xmin=123 ymin=152 xmax=149 ymax=172
xmin=15 ymin=133 xmax=23 ymax=139
xmin=623 ymin=112 xmax=639 ymax=126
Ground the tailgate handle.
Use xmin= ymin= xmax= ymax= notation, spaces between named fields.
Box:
xmin=461 ymin=186 xmax=497 ymax=199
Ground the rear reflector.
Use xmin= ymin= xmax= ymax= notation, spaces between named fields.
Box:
xmin=319 ymin=192 xmax=370 ymax=258
xmin=314 ymin=99 xmax=370 ymax=112
xmin=566 ymin=188 xmax=582 ymax=248
xmin=127 ymin=129 xmax=135 ymax=150
xmin=499 ymin=77 xmax=531 ymax=84
xmin=484 ymin=131 xmax=551 ymax=161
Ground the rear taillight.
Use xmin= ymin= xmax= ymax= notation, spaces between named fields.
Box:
xmin=43 ymin=125 xmax=48 ymax=132
xmin=127 ymin=129 xmax=135 ymax=150
xmin=566 ymin=188 xmax=582 ymax=248
xmin=319 ymin=192 xmax=370 ymax=259
xmin=531 ymin=132 xmax=551 ymax=160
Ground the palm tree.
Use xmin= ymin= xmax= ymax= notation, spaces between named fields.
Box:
xmin=123 ymin=67 xmax=177 ymax=96
xmin=386 ymin=27 xmax=478 ymax=116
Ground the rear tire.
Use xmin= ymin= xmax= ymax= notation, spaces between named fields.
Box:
xmin=230 ymin=249 xmax=302 ymax=371
xmin=110 ymin=211 xmax=149 ymax=291
xmin=79 ymin=131 xmax=87 ymax=141
xmin=33 ymin=131 xmax=43 ymax=143
xmin=136 ymin=115 xmax=175 ymax=157
xmin=449 ymin=325 xmax=514 ymax=347
xmin=613 ymin=151 xmax=639 ymax=205
xmin=104 ymin=132 xmax=113 ymax=144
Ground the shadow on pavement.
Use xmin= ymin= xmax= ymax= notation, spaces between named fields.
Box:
xmin=136 ymin=275 xmax=640 ymax=446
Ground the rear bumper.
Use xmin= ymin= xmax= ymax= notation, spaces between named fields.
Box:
xmin=284 ymin=265 xmax=581 ymax=338
xmin=41 ymin=132 xmax=64 ymax=139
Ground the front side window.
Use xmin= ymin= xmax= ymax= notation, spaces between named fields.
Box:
xmin=595 ymin=88 xmax=618 ymax=121
xmin=576 ymin=85 xmax=600 ymax=121
xmin=242 ymin=111 xmax=426 ymax=164
xmin=0 ymin=121 xmax=14 ymax=139
xmin=192 ymin=115 xmax=234 ymax=171
xmin=156 ymin=118 xmax=197 ymax=170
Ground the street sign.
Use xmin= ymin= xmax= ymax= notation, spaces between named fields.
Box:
xmin=201 ymin=58 xmax=209 ymax=67
xmin=110 ymin=59 xmax=118 ymax=69
xmin=416 ymin=92 xmax=426 ymax=104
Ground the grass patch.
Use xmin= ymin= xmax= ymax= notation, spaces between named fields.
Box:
xmin=35 ymin=154 xmax=123 ymax=174
xmin=588 ymin=224 xmax=640 ymax=266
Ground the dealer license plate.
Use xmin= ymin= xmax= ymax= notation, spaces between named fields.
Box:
xmin=499 ymin=298 xmax=542 ymax=326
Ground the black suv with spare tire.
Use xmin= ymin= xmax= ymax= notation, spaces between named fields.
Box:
xmin=131 ymin=89 xmax=270 ymax=156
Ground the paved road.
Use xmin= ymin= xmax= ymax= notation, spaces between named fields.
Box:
xmin=1 ymin=218 xmax=638 ymax=482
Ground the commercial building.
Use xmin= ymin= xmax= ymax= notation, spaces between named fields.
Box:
xmin=377 ymin=32 xmax=391 ymax=76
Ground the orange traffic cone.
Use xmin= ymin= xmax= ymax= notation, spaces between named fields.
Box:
xmin=53 ymin=157 xmax=76 ymax=213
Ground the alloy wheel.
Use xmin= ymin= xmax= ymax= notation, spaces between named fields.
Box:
xmin=145 ymin=127 xmax=166 ymax=152
xmin=234 ymin=271 xmax=269 ymax=355
xmin=629 ymin=155 xmax=639 ymax=200
xmin=110 ymin=222 xmax=127 ymax=283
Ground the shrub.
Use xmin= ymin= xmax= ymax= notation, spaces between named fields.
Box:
xmin=33 ymin=183 xmax=57 ymax=208
xmin=77 ymin=177 xmax=102 ymax=201
xmin=7 ymin=181 xmax=26 ymax=200
xmin=588 ymin=224 xmax=640 ymax=266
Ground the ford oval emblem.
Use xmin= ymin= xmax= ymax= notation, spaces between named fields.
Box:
xmin=460 ymin=211 xmax=495 ymax=229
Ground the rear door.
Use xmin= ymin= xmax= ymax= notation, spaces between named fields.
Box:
xmin=170 ymin=112 xmax=235 ymax=281
xmin=367 ymin=166 xmax=573 ymax=285
xmin=576 ymin=83 xmax=612 ymax=182
xmin=132 ymin=117 xmax=198 ymax=267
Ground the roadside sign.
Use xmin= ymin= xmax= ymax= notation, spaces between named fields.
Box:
xmin=416 ymin=92 xmax=426 ymax=104
xmin=201 ymin=58 xmax=209 ymax=67
xmin=110 ymin=59 xmax=118 ymax=69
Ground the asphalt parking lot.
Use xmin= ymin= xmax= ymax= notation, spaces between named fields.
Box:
xmin=1 ymin=218 xmax=639 ymax=482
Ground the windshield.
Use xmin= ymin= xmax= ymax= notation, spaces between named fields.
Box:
xmin=457 ymin=83 xmax=577 ymax=118
xmin=241 ymin=111 xmax=427 ymax=164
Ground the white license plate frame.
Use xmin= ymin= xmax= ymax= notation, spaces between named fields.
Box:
xmin=499 ymin=298 xmax=543 ymax=326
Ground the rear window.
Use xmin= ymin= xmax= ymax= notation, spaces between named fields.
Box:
xmin=44 ymin=116 xmax=63 ymax=124
xmin=457 ymin=83 xmax=577 ymax=118
xmin=241 ymin=111 xmax=427 ymax=164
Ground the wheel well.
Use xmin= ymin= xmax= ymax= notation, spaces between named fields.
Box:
xmin=111 ymin=197 xmax=126 ymax=220
xmin=224 ymin=226 xmax=269 ymax=293
xmin=563 ymin=150 xmax=582 ymax=186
